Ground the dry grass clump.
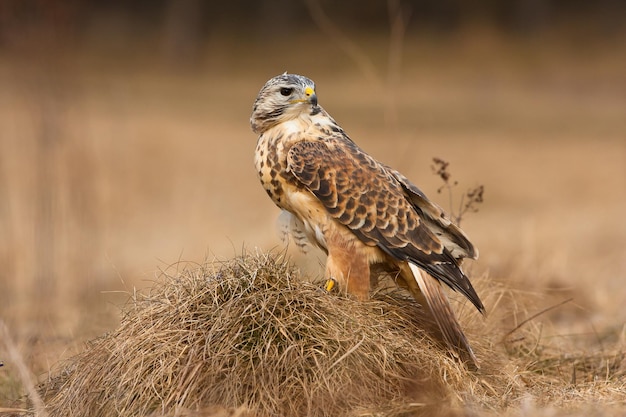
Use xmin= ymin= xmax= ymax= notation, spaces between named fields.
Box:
xmin=38 ymin=252 xmax=510 ymax=417
xmin=36 ymin=252 xmax=625 ymax=417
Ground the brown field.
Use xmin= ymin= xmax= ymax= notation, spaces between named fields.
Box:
xmin=1 ymin=29 xmax=625 ymax=416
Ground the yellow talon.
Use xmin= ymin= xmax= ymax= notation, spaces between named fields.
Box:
xmin=324 ymin=278 xmax=336 ymax=292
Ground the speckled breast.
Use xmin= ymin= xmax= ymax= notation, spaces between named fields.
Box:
xmin=255 ymin=133 xmax=289 ymax=206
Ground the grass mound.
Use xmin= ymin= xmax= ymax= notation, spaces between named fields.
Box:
xmin=38 ymin=252 xmax=625 ymax=416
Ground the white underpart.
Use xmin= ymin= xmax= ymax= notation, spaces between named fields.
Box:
xmin=276 ymin=210 xmax=313 ymax=254
xmin=278 ymin=210 xmax=328 ymax=254
xmin=276 ymin=210 xmax=294 ymax=244
xmin=275 ymin=119 xmax=306 ymax=137
xmin=313 ymin=224 xmax=327 ymax=250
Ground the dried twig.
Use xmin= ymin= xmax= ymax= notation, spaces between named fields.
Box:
xmin=431 ymin=157 xmax=484 ymax=226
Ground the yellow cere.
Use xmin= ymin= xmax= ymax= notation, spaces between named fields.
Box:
xmin=304 ymin=86 xmax=315 ymax=97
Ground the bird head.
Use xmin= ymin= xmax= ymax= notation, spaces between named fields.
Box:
xmin=250 ymin=73 xmax=318 ymax=134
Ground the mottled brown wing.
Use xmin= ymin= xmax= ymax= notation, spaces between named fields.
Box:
xmin=389 ymin=169 xmax=478 ymax=260
xmin=287 ymin=136 xmax=484 ymax=312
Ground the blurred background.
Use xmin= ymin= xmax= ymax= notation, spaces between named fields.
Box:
xmin=0 ymin=0 xmax=625 ymax=384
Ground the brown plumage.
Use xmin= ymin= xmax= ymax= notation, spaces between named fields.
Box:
xmin=251 ymin=73 xmax=484 ymax=367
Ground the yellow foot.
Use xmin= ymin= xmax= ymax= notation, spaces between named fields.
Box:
xmin=324 ymin=278 xmax=336 ymax=293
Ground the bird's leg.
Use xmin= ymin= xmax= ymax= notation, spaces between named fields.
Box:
xmin=324 ymin=238 xmax=371 ymax=300
xmin=324 ymin=278 xmax=337 ymax=292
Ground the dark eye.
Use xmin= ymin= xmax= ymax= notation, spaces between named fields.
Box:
xmin=280 ymin=87 xmax=293 ymax=96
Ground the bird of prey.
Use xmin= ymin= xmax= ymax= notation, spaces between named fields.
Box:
xmin=250 ymin=73 xmax=484 ymax=367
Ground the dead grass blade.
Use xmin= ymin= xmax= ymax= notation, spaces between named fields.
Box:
xmin=0 ymin=321 xmax=48 ymax=417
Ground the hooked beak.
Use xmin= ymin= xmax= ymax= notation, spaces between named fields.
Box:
xmin=304 ymin=86 xmax=317 ymax=107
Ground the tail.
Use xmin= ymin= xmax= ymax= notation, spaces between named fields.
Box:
xmin=408 ymin=263 xmax=478 ymax=369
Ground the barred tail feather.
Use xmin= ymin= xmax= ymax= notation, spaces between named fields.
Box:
xmin=408 ymin=263 xmax=478 ymax=368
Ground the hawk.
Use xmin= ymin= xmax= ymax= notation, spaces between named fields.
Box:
xmin=251 ymin=73 xmax=484 ymax=367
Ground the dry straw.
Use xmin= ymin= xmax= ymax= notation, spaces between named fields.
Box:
xmin=38 ymin=252 xmax=624 ymax=417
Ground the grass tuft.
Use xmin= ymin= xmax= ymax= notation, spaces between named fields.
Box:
xmin=36 ymin=252 xmax=624 ymax=416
